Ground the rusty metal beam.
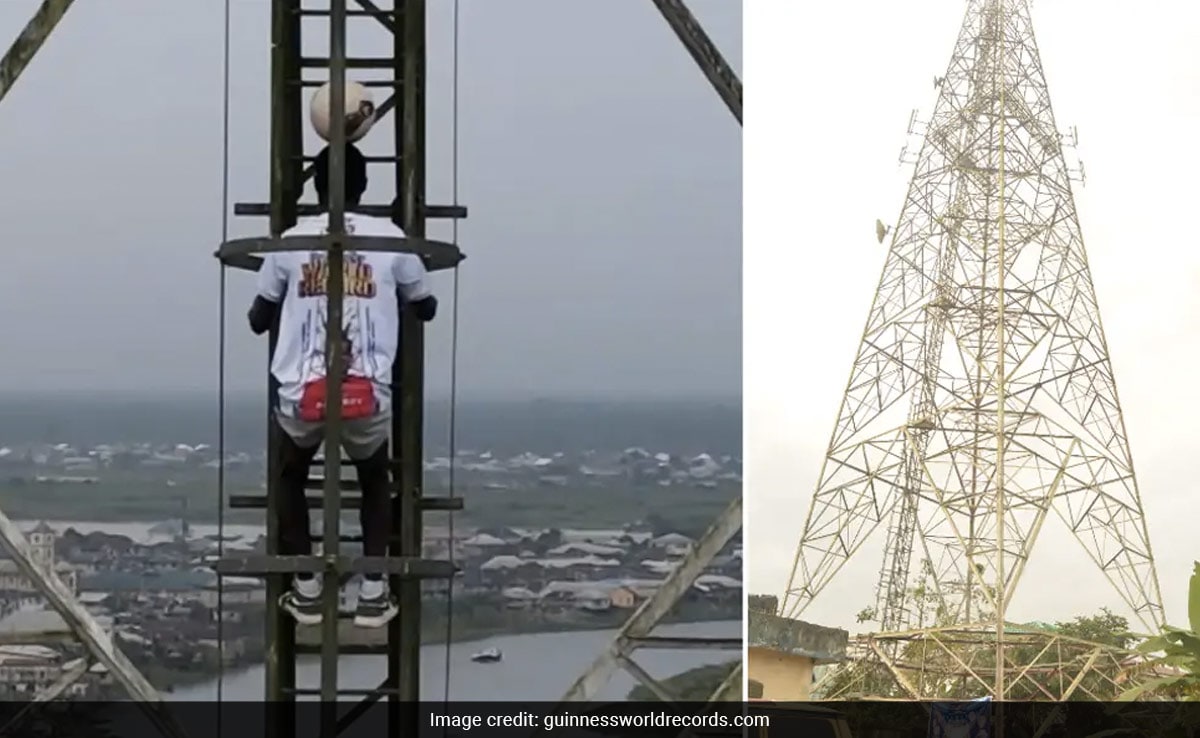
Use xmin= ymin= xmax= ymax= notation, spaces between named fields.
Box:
xmin=0 ymin=0 xmax=76 ymax=105
xmin=649 ymin=0 xmax=742 ymax=125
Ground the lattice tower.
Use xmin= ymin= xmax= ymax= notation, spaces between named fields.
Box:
xmin=781 ymin=0 xmax=1165 ymax=659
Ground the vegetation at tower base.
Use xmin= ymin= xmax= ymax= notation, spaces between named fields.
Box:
xmin=1117 ymin=561 xmax=1200 ymax=701
xmin=817 ymin=564 xmax=1200 ymax=704
xmin=820 ymin=597 xmax=1142 ymax=700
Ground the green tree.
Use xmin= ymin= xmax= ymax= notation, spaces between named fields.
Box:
xmin=820 ymin=595 xmax=1136 ymax=701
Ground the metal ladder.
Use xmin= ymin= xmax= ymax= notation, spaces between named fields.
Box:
xmin=214 ymin=2 xmax=466 ymax=736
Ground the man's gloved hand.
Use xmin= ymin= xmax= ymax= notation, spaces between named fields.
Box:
xmin=411 ymin=295 xmax=438 ymax=322
xmin=248 ymin=296 xmax=279 ymax=335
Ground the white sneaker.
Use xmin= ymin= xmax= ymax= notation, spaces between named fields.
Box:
xmin=280 ymin=576 xmax=323 ymax=626
xmin=354 ymin=577 xmax=398 ymax=628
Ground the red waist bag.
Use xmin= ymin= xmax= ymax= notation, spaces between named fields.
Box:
xmin=297 ymin=376 xmax=377 ymax=422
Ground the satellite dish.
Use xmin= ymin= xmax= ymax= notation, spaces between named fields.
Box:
xmin=934 ymin=76 xmax=944 ymax=88
xmin=875 ymin=219 xmax=890 ymax=244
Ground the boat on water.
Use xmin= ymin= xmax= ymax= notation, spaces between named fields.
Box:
xmin=469 ymin=647 xmax=502 ymax=663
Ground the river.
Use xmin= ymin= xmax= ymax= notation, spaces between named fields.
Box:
xmin=171 ymin=620 xmax=739 ymax=702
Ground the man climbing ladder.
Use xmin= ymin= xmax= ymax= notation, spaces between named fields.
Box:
xmin=246 ymin=142 xmax=439 ymax=628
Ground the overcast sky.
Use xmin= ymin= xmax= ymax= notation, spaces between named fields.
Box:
xmin=746 ymin=0 xmax=1200 ymax=631
xmin=0 ymin=0 xmax=741 ymax=400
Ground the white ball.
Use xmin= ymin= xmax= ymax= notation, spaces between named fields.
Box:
xmin=310 ymin=81 xmax=376 ymax=143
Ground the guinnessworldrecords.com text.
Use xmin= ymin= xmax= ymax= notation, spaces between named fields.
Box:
xmin=431 ymin=709 xmax=770 ymax=732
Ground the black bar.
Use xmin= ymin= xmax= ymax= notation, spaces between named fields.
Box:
xmin=650 ymin=0 xmax=743 ymax=125
xmin=297 ymin=644 xmax=390 ymax=656
xmin=282 ymin=687 xmax=402 ymax=697
xmin=297 ymin=154 xmax=402 ymax=164
xmin=215 ymin=234 xmax=463 ymax=269
xmin=336 ymin=677 xmax=394 ymax=732
xmin=300 ymin=56 xmax=397 ymax=69
xmin=349 ymin=0 xmax=397 ymax=33
xmin=320 ymin=0 xmax=350 ymax=716
xmin=234 ymin=202 xmax=467 ymax=219
xmin=294 ymin=78 xmax=401 ymax=88
xmin=393 ymin=1 xmax=427 ymax=716
xmin=296 ymin=7 xmax=393 ymax=18
xmin=264 ymin=0 xmax=301 ymax=730
xmin=229 ymin=494 xmax=464 ymax=511
xmin=214 ymin=554 xmax=456 ymax=578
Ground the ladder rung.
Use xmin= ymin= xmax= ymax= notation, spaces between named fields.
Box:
xmin=310 ymin=457 xmax=404 ymax=469
xmin=304 ymin=478 xmax=360 ymax=492
xmin=228 ymin=494 xmax=463 ymax=512
xmin=294 ymin=78 xmax=402 ymax=89
xmin=300 ymin=57 xmax=399 ymax=70
xmin=283 ymin=687 xmax=401 ymax=697
xmin=295 ymin=643 xmax=388 ymax=655
xmin=305 ymin=534 xmax=392 ymax=543
xmin=298 ymin=154 xmax=402 ymax=164
xmin=213 ymin=554 xmax=455 ymax=578
xmin=295 ymin=8 xmax=395 ymax=19
xmin=234 ymin=202 xmax=468 ymax=220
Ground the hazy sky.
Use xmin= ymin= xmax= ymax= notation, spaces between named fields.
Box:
xmin=0 ymin=0 xmax=741 ymax=400
xmin=746 ymin=0 xmax=1200 ymax=630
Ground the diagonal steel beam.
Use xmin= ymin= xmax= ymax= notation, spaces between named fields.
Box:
xmin=707 ymin=661 xmax=742 ymax=702
xmin=300 ymin=93 xmax=397 ymax=185
xmin=649 ymin=0 xmax=742 ymax=125
xmin=559 ymin=496 xmax=742 ymax=702
xmin=33 ymin=656 xmax=90 ymax=702
xmin=0 ymin=514 xmax=188 ymax=738
xmin=352 ymin=0 xmax=395 ymax=34
xmin=0 ymin=657 xmax=91 ymax=735
xmin=0 ymin=0 xmax=76 ymax=105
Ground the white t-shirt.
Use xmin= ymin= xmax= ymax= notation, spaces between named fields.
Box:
xmin=256 ymin=213 xmax=432 ymax=418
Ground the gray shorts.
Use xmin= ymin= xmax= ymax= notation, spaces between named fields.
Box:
xmin=275 ymin=411 xmax=391 ymax=461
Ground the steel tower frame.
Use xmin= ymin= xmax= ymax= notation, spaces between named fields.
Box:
xmin=213 ymin=2 xmax=464 ymax=736
xmin=781 ymin=0 xmax=1165 ymax=701
xmin=1 ymin=0 xmax=744 ymax=722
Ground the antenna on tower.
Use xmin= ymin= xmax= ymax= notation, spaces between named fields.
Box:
xmin=898 ymin=109 xmax=926 ymax=167
xmin=1060 ymin=125 xmax=1086 ymax=186
xmin=906 ymin=108 xmax=927 ymax=136
xmin=1068 ymin=159 xmax=1087 ymax=186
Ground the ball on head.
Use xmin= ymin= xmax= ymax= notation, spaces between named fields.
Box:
xmin=310 ymin=80 xmax=376 ymax=143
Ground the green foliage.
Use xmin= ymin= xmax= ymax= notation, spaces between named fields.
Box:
xmin=1056 ymin=608 xmax=1136 ymax=650
xmin=1118 ymin=562 xmax=1200 ymax=701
